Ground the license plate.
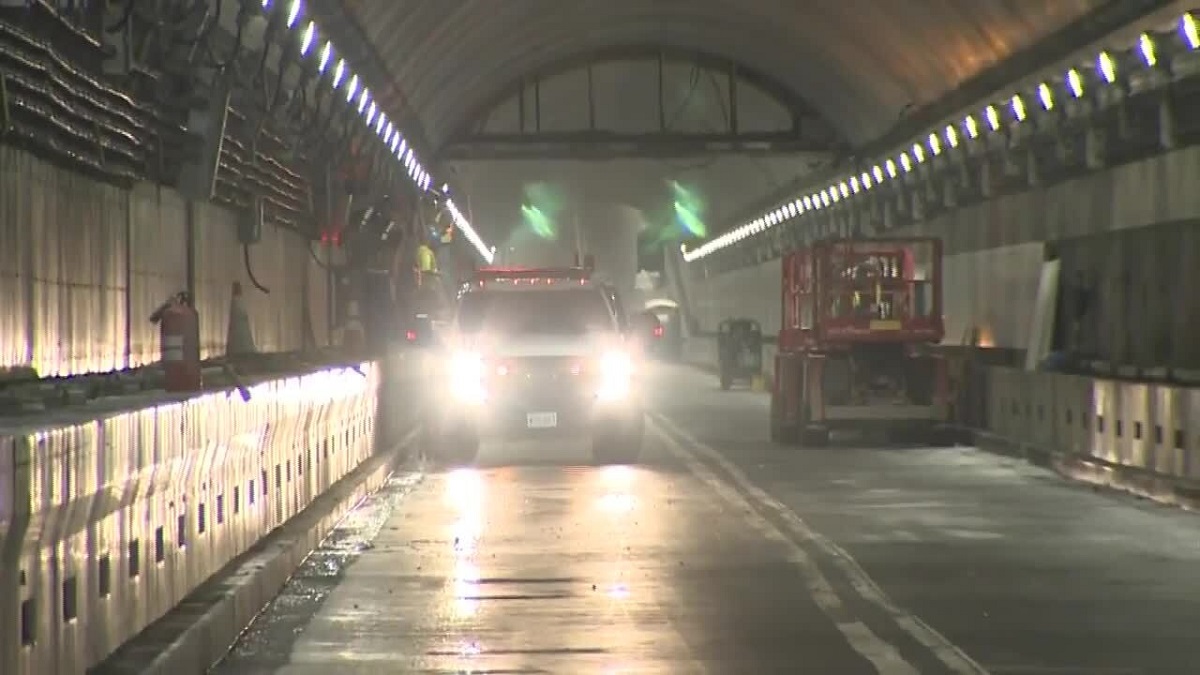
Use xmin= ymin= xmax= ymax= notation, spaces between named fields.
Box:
xmin=869 ymin=320 xmax=902 ymax=330
xmin=526 ymin=412 xmax=558 ymax=429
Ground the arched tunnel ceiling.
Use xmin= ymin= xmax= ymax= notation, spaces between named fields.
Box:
xmin=335 ymin=0 xmax=1109 ymax=151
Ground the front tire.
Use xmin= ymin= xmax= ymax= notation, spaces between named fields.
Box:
xmin=769 ymin=392 xmax=800 ymax=444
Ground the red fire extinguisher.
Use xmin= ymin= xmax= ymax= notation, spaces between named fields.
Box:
xmin=150 ymin=292 xmax=202 ymax=393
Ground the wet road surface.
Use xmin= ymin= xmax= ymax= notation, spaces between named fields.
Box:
xmin=215 ymin=363 xmax=1200 ymax=675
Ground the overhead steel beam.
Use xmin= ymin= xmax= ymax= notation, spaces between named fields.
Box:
xmin=439 ymin=131 xmax=835 ymax=161
xmin=436 ymin=44 xmax=846 ymax=157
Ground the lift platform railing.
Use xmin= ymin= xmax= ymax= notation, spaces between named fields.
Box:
xmin=471 ymin=266 xmax=593 ymax=284
xmin=780 ymin=238 xmax=944 ymax=350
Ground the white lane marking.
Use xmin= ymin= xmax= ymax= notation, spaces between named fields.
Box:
xmin=988 ymin=662 xmax=1147 ymax=667
xmin=649 ymin=423 xmax=920 ymax=675
xmin=652 ymin=413 xmax=991 ymax=675
xmin=846 ymin=501 xmax=965 ymax=510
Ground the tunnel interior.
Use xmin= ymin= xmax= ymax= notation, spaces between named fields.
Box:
xmin=4 ymin=1 xmax=1200 ymax=674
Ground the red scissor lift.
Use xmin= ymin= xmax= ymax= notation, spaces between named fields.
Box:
xmin=770 ymin=238 xmax=951 ymax=446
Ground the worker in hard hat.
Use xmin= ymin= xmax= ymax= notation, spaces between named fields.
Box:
xmin=416 ymin=235 xmax=438 ymax=282
xmin=413 ymin=227 xmax=446 ymax=320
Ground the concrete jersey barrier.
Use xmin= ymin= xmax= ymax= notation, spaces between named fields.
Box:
xmin=0 ymin=363 xmax=381 ymax=674
xmin=984 ymin=367 xmax=1200 ymax=489
xmin=679 ymin=333 xmax=1200 ymax=504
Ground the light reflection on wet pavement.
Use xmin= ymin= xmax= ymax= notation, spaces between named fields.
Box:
xmin=213 ymin=434 xmax=884 ymax=674
xmin=217 ymin=472 xmax=426 ymax=668
xmin=211 ymin=363 xmax=1200 ymax=674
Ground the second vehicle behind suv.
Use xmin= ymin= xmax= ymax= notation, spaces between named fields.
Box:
xmin=424 ymin=266 xmax=645 ymax=465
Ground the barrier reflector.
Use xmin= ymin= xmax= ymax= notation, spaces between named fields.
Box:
xmin=0 ymin=361 xmax=384 ymax=675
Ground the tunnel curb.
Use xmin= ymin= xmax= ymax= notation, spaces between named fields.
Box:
xmin=680 ymin=356 xmax=1200 ymax=513
xmin=960 ymin=426 xmax=1200 ymax=512
xmin=95 ymin=431 xmax=421 ymax=675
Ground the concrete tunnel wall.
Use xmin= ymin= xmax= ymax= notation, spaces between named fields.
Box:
xmin=0 ymin=145 xmax=335 ymax=377
xmin=676 ymin=142 xmax=1200 ymax=370
xmin=666 ymin=142 xmax=1200 ymax=507
xmin=0 ymin=137 xmax=1197 ymax=675
xmin=0 ymin=142 xmax=386 ymax=674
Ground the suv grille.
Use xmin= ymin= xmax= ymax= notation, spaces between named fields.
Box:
xmin=487 ymin=356 xmax=593 ymax=404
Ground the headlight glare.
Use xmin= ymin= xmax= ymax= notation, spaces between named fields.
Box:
xmin=596 ymin=350 xmax=633 ymax=400
xmin=449 ymin=351 xmax=485 ymax=402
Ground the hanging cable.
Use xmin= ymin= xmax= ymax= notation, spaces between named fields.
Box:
xmin=266 ymin=56 xmax=288 ymax=114
xmin=664 ymin=65 xmax=702 ymax=131
xmin=300 ymin=81 xmax=330 ymax=139
xmin=104 ymin=0 xmax=135 ymax=34
xmin=705 ymin=69 xmax=729 ymax=129
xmin=202 ymin=1 xmax=248 ymax=73
xmin=654 ymin=64 xmax=723 ymax=174
xmin=252 ymin=20 xmax=279 ymax=95
xmin=243 ymin=244 xmax=272 ymax=293
xmin=704 ymin=66 xmax=778 ymax=185
xmin=160 ymin=0 xmax=207 ymax=48
xmin=308 ymin=240 xmax=337 ymax=271
xmin=186 ymin=0 xmax=223 ymax=65
xmin=251 ymin=60 xmax=289 ymax=146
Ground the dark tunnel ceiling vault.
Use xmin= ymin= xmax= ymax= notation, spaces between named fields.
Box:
xmin=444 ymin=46 xmax=833 ymax=143
xmin=337 ymin=0 xmax=1108 ymax=152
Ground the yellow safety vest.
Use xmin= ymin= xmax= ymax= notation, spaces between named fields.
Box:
xmin=416 ymin=244 xmax=437 ymax=273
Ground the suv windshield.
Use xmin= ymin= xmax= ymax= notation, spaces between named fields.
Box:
xmin=457 ymin=289 xmax=614 ymax=335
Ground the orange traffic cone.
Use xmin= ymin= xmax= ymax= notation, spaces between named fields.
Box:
xmin=226 ymin=281 xmax=257 ymax=358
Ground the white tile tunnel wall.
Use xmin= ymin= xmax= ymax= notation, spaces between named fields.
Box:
xmin=0 ymin=145 xmax=329 ymax=376
xmin=0 ymin=362 xmax=380 ymax=675
xmin=986 ymin=368 xmax=1200 ymax=481
xmin=680 ymin=148 xmax=1200 ymax=361
xmin=191 ymin=200 xmax=312 ymax=360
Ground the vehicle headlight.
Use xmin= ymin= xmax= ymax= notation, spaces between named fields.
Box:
xmin=596 ymin=350 xmax=633 ymax=400
xmin=449 ymin=351 xmax=486 ymax=402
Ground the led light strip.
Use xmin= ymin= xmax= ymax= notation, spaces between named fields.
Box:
xmin=268 ymin=0 xmax=494 ymax=262
xmin=445 ymin=198 xmax=496 ymax=264
xmin=682 ymin=11 xmax=1200 ymax=263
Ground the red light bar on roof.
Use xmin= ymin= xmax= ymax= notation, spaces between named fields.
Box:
xmin=473 ymin=266 xmax=591 ymax=282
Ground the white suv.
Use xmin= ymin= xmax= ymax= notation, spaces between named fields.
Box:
xmin=424 ymin=267 xmax=645 ymax=465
